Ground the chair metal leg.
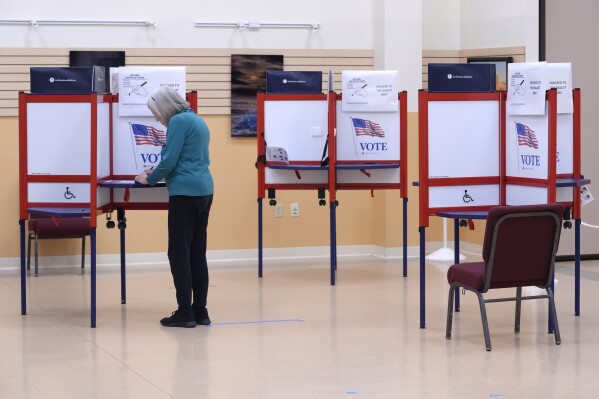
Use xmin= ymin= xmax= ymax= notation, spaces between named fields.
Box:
xmin=547 ymin=287 xmax=561 ymax=345
xmin=515 ymin=286 xmax=522 ymax=333
xmin=476 ymin=292 xmax=492 ymax=351
xmin=34 ymin=234 xmax=39 ymax=277
xmin=446 ymin=284 xmax=456 ymax=339
xmin=81 ymin=236 xmax=86 ymax=274
xmin=27 ymin=233 xmax=32 ymax=271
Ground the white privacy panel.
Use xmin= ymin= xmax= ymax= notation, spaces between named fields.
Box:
xmin=264 ymin=100 xmax=328 ymax=162
xmin=265 ymin=168 xmax=328 ymax=185
xmin=27 ymin=103 xmax=91 ymax=175
xmin=337 ymin=168 xmax=400 ymax=184
xmin=556 ymin=187 xmax=574 ymax=203
xmin=335 ymin=100 xmax=400 ymax=162
xmin=429 ymin=185 xmax=500 ymax=208
xmin=97 ymin=102 xmax=111 ymax=178
xmin=505 ymin=112 xmax=550 ymax=179
xmin=557 ymin=113 xmax=574 ymax=175
xmin=428 ymin=101 xmax=500 ymax=178
xmin=506 ymin=185 xmax=548 ymax=205
xmin=97 ymin=187 xmax=111 ymax=207
xmin=28 ymin=183 xmax=90 ymax=203
xmin=112 ymin=187 xmax=169 ymax=203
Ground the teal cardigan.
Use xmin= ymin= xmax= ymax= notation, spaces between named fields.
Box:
xmin=146 ymin=109 xmax=214 ymax=196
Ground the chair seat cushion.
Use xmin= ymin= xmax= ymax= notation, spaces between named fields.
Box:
xmin=447 ymin=261 xmax=485 ymax=291
xmin=29 ymin=218 xmax=91 ymax=238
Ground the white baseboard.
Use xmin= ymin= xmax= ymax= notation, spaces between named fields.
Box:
xmin=0 ymin=242 xmax=482 ymax=271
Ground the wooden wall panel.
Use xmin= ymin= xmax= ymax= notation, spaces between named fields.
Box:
xmin=0 ymin=48 xmax=373 ymax=116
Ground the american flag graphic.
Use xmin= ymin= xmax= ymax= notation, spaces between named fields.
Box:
xmin=516 ymin=122 xmax=539 ymax=149
xmin=351 ymin=118 xmax=385 ymax=138
xmin=131 ymin=123 xmax=166 ymax=146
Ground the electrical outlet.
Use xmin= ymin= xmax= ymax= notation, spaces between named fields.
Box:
xmin=290 ymin=203 xmax=299 ymax=217
xmin=274 ymin=204 xmax=283 ymax=218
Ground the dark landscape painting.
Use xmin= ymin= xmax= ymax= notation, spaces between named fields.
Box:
xmin=231 ymin=54 xmax=283 ymax=137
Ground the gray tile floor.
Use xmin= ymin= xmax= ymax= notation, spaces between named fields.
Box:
xmin=0 ymin=255 xmax=597 ymax=398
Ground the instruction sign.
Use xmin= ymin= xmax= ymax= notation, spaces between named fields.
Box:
xmin=507 ymin=62 xmax=573 ymax=115
xmin=507 ymin=62 xmax=547 ymax=115
xmin=341 ymin=70 xmax=398 ymax=112
xmin=547 ymin=62 xmax=573 ymax=114
xmin=118 ymin=66 xmax=186 ymax=116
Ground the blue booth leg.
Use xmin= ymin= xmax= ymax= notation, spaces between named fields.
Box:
xmin=330 ymin=202 xmax=337 ymax=286
xmin=20 ymin=219 xmax=26 ymax=315
xmin=575 ymin=218 xmax=581 ymax=316
xmin=453 ymin=219 xmax=460 ymax=312
xmin=419 ymin=226 xmax=426 ymax=328
xmin=258 ymin=198 xmax=263 ymax=278
xmin=91 ymin=227 xmax=97 ymax=328
xmin=403 ymin=198 xmax=408 ymax=277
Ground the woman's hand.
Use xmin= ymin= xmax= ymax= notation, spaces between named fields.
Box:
xmin=135 ymin=172 xmax=148 ymax=185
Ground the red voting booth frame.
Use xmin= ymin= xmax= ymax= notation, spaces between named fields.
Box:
xmin=256 ymin=91 xmax=408 ymax=285
xmin=417 ymin=89 xmax=586 ymax=329
xmin=18 ymin=92 xmax=198 ymax=327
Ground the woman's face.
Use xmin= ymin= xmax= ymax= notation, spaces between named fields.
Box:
xmin=152 ymin=111 xmax=167 ymax=127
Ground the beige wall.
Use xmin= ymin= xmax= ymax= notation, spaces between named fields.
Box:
xmin=3 ymin=111 xmax=444 ymax=260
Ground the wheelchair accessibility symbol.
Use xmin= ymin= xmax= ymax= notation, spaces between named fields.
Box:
xmin=462 ymin=190 xmax=474 ymax=203
xmin=64 ymin=186 xmax=76 ymax=200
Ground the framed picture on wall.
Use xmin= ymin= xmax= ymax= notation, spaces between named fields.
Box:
xmin=467 ymin=56 xmax=513 ymax=91
xmin=230 ymin=54 xmax=283 ymax=137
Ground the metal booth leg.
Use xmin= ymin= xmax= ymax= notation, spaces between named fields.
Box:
xmin=20 ymin=220 xmax=27 ymax=315
xmin=330 ymin=201 xmax=337 ymax=286
xmin=419 ymin=226 xmax=426 ymax=328
xmin=453 ymin=219 xmax=460 ymax=312
xmin=118 ymin=208 xmax=127 ymax=305
xmin=403 ymin=197 xmax=408 ymax=277
xmin=258 ymin=198 xmax=263 ymax=278
xmin=91 ymin=227 xmax=97 ymax=328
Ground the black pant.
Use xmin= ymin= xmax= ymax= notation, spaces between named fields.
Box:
xmin=167 ymin=195 xmax=213 ymax=314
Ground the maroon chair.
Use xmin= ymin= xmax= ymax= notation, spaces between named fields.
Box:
xmin=27 ymin=217 xmax=91 ymax=276
xmin=445 ymin=204 xmax=564 ymax=351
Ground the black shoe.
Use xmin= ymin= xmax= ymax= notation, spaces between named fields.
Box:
xmin=194 ymin=307 xmax=211 ymax=325
xmin=160 ymin=310 xmax=196 ymax=328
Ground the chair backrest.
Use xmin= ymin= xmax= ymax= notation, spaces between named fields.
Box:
xmin=481 ymin=204 xmax=564 ymax=292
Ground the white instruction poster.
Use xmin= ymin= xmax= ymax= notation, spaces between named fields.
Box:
xmin=342 ymin=70 xmax=398 ymax=112
xmin=118 ymin=66 xmax=186 ymax=116
xmin=547 ymin=62 xmax=573 ymax=114
xmin=507 ymin=62 xmax=547 ymax=116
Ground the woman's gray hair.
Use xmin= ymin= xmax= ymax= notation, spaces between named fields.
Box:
xmin=147 ymin=87 xmax=190 ymax=124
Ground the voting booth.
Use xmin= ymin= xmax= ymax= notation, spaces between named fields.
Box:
xmin=256 ymin=70 xmax=408 ymax=285
xmin=19 ymin=93 xmax=112 ymax=221
xmin=416 ymin=63 xmax=586 ymax=328
xmin=18 ymin=66 xmax=198 ymax=327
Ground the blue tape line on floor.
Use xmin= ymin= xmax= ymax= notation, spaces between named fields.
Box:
xmin=210 ymin=319 xmax=304 ymax=326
